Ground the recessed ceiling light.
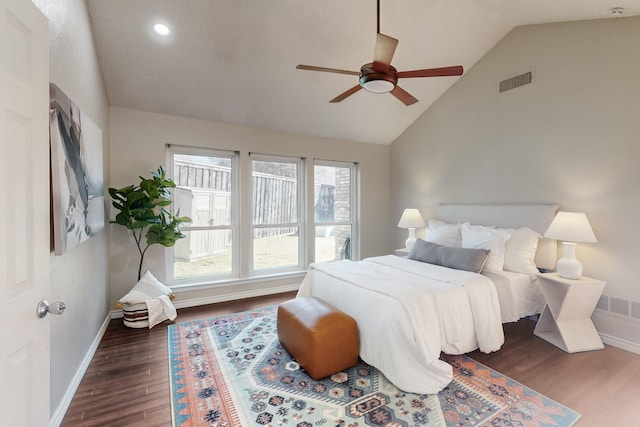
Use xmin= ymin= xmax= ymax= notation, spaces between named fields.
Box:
xmin=153 ymin=23 xmax=170 ymax=36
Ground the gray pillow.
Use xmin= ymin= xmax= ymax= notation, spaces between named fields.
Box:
xmin=408 ymin=238 xmax=490 ymax=273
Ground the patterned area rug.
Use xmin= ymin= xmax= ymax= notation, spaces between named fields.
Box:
xmin=169 ymin=306 xmax=580 ymax=427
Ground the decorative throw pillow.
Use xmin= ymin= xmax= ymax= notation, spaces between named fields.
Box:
xmin=502 ymin=227 xmax=541 ymax=274
xmin=409 ymin=238 xmax=490 ymax=273
xmin=424 ymin=219 xmax=462 ymax=247
xmin=461 ymin=223 xmax=511 ymax=272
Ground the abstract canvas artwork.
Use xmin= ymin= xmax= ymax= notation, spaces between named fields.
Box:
xmin=49 ymin=83 xmax=104 ymax=255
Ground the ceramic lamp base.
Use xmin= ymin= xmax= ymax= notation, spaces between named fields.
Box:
xmin=405 ymin=228 xmax=417 ymax=250
xmin=556 ymin=242 xmax=583 ymax=280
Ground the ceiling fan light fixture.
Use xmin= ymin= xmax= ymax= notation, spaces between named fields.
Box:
xmin=359 ymin=63 xmax=397 ymax=93
xmin=361 ymin=79 xmax=395 ymax=93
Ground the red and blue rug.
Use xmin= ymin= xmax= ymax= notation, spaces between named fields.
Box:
xmin=169 ymin=306 xmax=580 ymax=426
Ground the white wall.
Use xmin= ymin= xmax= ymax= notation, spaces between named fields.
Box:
xmin=32 ymin=0 xmax=111 ymax=420
xmin=109 ymin=107 xmax=390 ymax=307
xmin=390 ymin=16 xmax=640 ymax=349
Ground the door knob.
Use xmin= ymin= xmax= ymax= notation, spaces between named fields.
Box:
xmin=37 ymin=299 xmax=66 ymax=318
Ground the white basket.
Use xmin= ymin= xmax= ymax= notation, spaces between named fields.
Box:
xmin=122 ymin=302 xmax=150 ymax=328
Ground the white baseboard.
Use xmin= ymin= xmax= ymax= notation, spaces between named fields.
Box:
xmin=110 ymin=282 xmax=301 ymax=319
xmin=593 ymin=309 xmax=640 ymax=355
xmin=600 ymin=333 xmax=640 ymax=354
xmin=50 ymin=312 xmax=112 ymax=427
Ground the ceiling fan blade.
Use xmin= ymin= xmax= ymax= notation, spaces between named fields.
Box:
xmin=296 ymin=64 xmax=359 ymax=76
xmin=390 ymin=85 xmax=418 ymax=106
xmin=330 ymin=85 xmax=363 ymax=103
xmin=397 ymin=65 xmax=464 ymax=78
xmin=372 ymin=33 xmax=398 ymax=71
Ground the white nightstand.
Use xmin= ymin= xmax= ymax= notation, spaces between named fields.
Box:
xmin=395 ymin=248 xmax=410 ymax=257
xmin=533 ymin=272 xmax=606 ymax=353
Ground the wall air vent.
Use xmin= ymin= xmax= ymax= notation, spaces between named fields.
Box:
xmin=499 ymin=71 xmax=532 ymax=93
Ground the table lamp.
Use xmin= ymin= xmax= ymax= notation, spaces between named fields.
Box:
xmin=543 ymin=211 xmax=597 ymax=279
xmin=398 ymin=208 xmax=426 ymax=250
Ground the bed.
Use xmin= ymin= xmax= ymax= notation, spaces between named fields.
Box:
xmin=297 ymin=203 xmax=559 ymax=394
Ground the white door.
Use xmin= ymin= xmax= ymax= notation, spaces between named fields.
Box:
xmin=0 ymin=0 xmax=51 ymax=425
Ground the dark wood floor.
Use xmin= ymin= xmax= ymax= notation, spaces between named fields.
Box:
xmin=62 ymin=291 xmax=640 ymax=426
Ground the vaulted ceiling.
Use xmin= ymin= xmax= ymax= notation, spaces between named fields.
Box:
xmin=86 ymin=0 xmax=638 ymax=145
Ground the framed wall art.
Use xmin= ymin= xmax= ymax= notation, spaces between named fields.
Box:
xmin=49 ymin=83 xmax=104 ymax=255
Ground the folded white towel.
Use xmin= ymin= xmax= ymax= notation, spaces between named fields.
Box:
xmin=146 ymin=295 xmax=177 ymax=328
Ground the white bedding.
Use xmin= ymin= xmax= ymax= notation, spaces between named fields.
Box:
xmin=297 ymin=255 xmax=504 ymax=394
xmin=483 ymin=270 xmax=545 ymax=323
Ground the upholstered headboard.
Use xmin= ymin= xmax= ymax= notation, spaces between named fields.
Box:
xmin=436 ymin=203 xmax=559 ymax=270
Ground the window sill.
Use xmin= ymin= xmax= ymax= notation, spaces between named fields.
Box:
xmin=169 ymin=270 xmax=307 ymax=293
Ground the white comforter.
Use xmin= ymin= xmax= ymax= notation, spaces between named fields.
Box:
xmin=297 ymin=255 xmax=504 ymax=394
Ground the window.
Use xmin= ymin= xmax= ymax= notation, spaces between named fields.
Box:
xmin=167 ymin=146 xmax=358 ymax=285
xmin=251 ymin=155 xmax=303 ymax=273
xmin=313 ymin=161 xmax=357 ymax=262
xmin=168 ymin=147 xmax=238 ymax=281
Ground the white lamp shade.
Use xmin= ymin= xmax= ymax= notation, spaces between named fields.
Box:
xmin=543 ymin=211 xmax=597 ymax=243
xmin=397 ymin=209 xmax=426 ymax=229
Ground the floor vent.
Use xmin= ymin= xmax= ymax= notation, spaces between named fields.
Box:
xmin=499 ymin=71 xmax=532 ymax=93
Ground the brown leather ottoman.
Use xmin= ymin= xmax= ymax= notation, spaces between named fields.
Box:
xmin=277 ymin=296 xmax=360 ymax=380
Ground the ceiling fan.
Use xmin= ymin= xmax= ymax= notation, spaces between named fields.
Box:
xmin=296 ymin=0 xmax=463 ymax=106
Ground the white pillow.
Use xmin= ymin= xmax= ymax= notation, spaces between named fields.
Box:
xmin=119 ymin=270 xmax=173 ymax=304
xmin=461 ymin=223 xmax=511 ymax=272
xmin=502 ymin=227 xmax=541 ymax=274
xmin=424 ymin=220 xmax=462 ymax=247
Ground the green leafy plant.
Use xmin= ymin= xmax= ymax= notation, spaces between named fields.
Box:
xmin=109 ymin=166 xmax=192 ymax=281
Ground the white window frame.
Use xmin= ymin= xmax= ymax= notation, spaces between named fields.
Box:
xmin=313 ymin=159 xmax=359 ymax=262
xmin=164 ymin=147 xmax=360 ymax=287
xmin=166 ymin=145 xmax=239 ymax=283
xmin=249 ymin=153 xmax=305 ymax=275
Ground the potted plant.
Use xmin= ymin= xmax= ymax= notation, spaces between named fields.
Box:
xmin=109 ymin=166 xmax=192 ymax=281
